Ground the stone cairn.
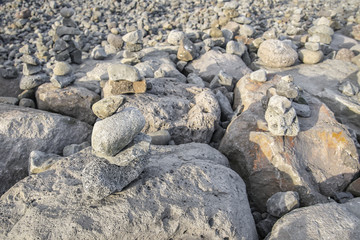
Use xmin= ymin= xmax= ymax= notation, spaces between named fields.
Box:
xmin=82 ymin=107 xmax=151 ymax=201
xmin=123 ymin=30 xmax=143 ymax=52
xmin=52 ymin=7 xmax=82 ymax=64
xmin=50 ymin=60 xmax=75 ymax=88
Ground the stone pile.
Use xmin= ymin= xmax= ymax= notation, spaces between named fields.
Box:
xmin=82 ymin=107 xmax=150 ymax=200
xmin=103 ymin=63 xmax=146 ymax=96
xmin=50 ymin=60 xmax=75 ymax=88
xmin=123 ymin=30 xmax=143 ymax=52
xmin=299 ymin=41 xmax=324 ymax=64
xmin=52 ymin=7 xmax=82 ymax=64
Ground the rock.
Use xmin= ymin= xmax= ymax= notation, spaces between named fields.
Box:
xmin=167 ymin=30 xmax=185 ymax=45
xmin=185 ymin=49 xmax=251 ymax=82
xmin=122 ymin=30 xmax=143 ymax=44
xmin=240 ymin=24 xmax=255 ymax=37
xmin=210 ymin=27 xmax=223 ymax=38
xmin=107 ymin=34 xmax=124 ymax=50
xmin=36 ymin=83 xmax=100 ymax=125
xmin=309 ymin=33 xmax=332 ymax=44
xmin=63 ymin=142 xmax=90 ymax=157
xmin=177 ymin=38 xmax=197 ymax=62
xmin=333 ymin=192 xmax=354 ymax=203
xmin=91 ymin=45 xmax=107 ymax=60
xmin=256 ymin=215 xmax=278 ymax=239
xmin=0 ymin=143 xmax=257 ymax=239
xmin=211 ymin=70 xmax=235 ymax=92
xmin=220 ymin=74 xmax=359 ymax=211
xmin=187 ymin=73 xmax=205 ymax=87
xmin=19 ymin=73 xmax=49 ymax=90
xmin=53 ymin=61 xmax=72 ymax=76
xmin=103 ymin=79 xmax=147 ymax=96
xmin=19 ymin=45 xmax=35 ymax=55
xmin=70 ymin=49 xmax=82 ymax=64
xmin=116 ymin=78 xmax=220 ymax=144
xmin=60 ymin=7 xmax=75 ymax=18
xmin=226 ymin=40 xmax=246 ymax=56
xmin=29 ymin=151 xmax=62 ymax=175
xmin=352 ymin=24 xmax=360 ymax=40
xmin=15 ymin=9 xmax=31 ymax=19
xmin=1 ymin=67 xmax=18 ymax=79
xmin=265 ymin=95 xmax=300 ymax=136
xmin=148 ymin=130 xmax=171 ymax=145
xmin=20 ymin=55 xmax=40 ymax=65
xmin=347 ymin=177 xmax=360 ymax=197
xmin=18 ymin=98 xmax=35 ymax=108
xmin=86 ymin=62 xmax=111 ymax=81
xmin=250 ymin=69 xmax=267 ymax=83
xmin=298 ymin=49 xmax=323 ymax=64
xmin=339 ymin=81 xmax=359 ymax=97
xmin=305 ymin=42 xmax=320 ymax=51
xmin=258 ymin=39 xmax=298 ymax=68
xmin=267 ymin=199 xmax=360 ymax=239
xmin=124 ymin=42 xmax=143 ymax=52
xmin=0 ymin=97 xmax=18 ymax=105
xmin=23 ymin=64 xmax=42 ymax=76
xmin=108 ymin=63 xmax=142 ymax=82
xmin=335 ymin=48 xmax=355 ymax=62
xmin=266 ymin=191 xmax=300 ymax=217
xmin=215 ymin=90 xmax=234 ymax=121
xmin=292 ymin=102 xmax=311 ymax=118
xmin=92 ymin=108 xmax=146 ymax=157
xmin=92 ymin=95 xmax=125 ymax=119
xmin=275 ymin=75 xmax=299 ymax=99
xmin=0 ymin=103 xmax=91 ymax=195
xmin=55 ymin=26 xmax=81 ymax=37
xmin=50 ymin=74 xmax=76 ymax=88
xmin=83 ymin=133 xmax=151 ymax=200
xmin=308 ymin=25 xmax=334 ymax=36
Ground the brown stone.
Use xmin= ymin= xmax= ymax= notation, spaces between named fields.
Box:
xmin=347 ymin=177 xmax=360 ymax=197
xmin=103 ymin=79 xmax=146 ymax=97
xmin=335 ymin=48 xmax=355 ymax=62
xmin=177 ymin=38 xmax=197 ymax=62
xmin=210 ymin=27 xmax=223 ymax=38
xmin=351 ymin=24 xmax=360 ymax=40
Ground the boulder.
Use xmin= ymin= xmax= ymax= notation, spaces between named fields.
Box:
xmin=116 ymin=78 xmax=220 ymax=144
xmin=268 ymin=198 xmax=360 ymax=239
xmin=36 ymin=83 xmax=100 ymax=125
xmin=258 ymin=39 xmax=298 ymax=68
xmin=0 ymin=104 xmax=92 ymax=195
xmin=185 ymin=49 xmax=252 ymax=82
xmin=220 ymin=74 xmax=360 ymax=211
xmin=0 ymin=143 xmax=257 ymax=240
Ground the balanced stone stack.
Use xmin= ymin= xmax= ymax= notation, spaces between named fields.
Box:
xmin=82 ymin=107 xmax=151 ymax=200
xmin=308 ymin=17 xmax=334 ymax=45
xmin=50 ymin=61 xmax=75 ymax=88
xmin=53 ymin=7 xmax=82 ymax=64
xmin=299 ymin=41 xmax=324 ymax=64
xmin=103 ymin=63 xmax=146 ymax=97
xmin=19 ymin=45 xmax=49 ymax=91
xmin=123 ymin=30 xmax=143 ymax=52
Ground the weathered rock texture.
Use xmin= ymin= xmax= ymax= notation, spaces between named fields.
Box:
xmin=268 ymin=198 xmax=360 ymax=240
xmin=0 ymin=103 xmax=92 ymax=195
xmin=220 ymin=74 xmax=360 ymax=211
xmin=0 ymin=143 xmax=257 ymax=240
xmin=258 ymin=39 xmax=298 ymax=68
xmin=116 ymin=78 xmax=221 ymax=144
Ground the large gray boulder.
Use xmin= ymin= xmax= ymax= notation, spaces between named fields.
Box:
xmin=0 ymin=143 xmax=258 ymax=240
xmin=116 ymin=78 xmax=221 ymax=144
xmin=268 ymin=198 xmax=360 ymax=240
xmin=185 ymin=49 xmax=252 ymax=82
xmin=0 ymin=104 xmax=92 ymax=195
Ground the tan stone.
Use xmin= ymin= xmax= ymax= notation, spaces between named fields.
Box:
xmin=103 ymin=79 xmax=146 ymax=97
xmin=210 ymin=27 xmax=223 ymax=38
xmin=347 ymin=177 xmax=360 ymax=197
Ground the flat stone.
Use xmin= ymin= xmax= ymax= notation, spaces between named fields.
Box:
xmin=305 ymin=42 xmax=320 ymax=51
xmin=250 ymin=69 xmax=267 ymax=83
xmin=92 ymin=107 xmax=146 ymax=157
xmin=19 ymin=73 xmax=49 ymax=90
xmin=108 ymin=63 xmax=142 ymax=82
xmin=122 ymin=30 xmax=143 ymax=44
xmin=23 ymin=64 xmax=42 ymax=76
xmin=56 ymin=26 xmax=81 ymax=37
xmin=92 ymin=95 xmax=125 ymax=119
xmin=103 ymin=79 xmax=146 ymax=96
xmin=20 ymin=54 xmax=40 ymax=65
xmin=50 ymin=74 xmax=76 ymax=88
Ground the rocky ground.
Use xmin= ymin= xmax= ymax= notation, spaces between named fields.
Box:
xmin=1 ymin=0 xmax=360 ymax=239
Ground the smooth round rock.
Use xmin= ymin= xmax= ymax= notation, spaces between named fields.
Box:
xmin=53 ymin=61 xmax=72 ymax=76
xmin=266 ymin=191 xmax=300 ymax=218
xmin=60 ymin=8 xmax=75 ymax=18
xmin=298 ymin=49 xmax=323 ymax=64
xmin=258 ymin=39 xmax=298 ymax=68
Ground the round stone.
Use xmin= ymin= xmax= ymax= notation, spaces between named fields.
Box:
xmin=53 ymin=61 xmax=72 ymax=76
xmin=60 ymin=7 xmax=75 ymax=18
xmin=298 ymin=49 xmax=323 ymax=64
xmin=107 ymin=34 xmax=124 ymax=49
xmin=258 ymin=39 xmax=298 ymax=68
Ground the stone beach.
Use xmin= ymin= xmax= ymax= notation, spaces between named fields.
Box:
xmin=1 ymin=0 xmax=360 ymax=239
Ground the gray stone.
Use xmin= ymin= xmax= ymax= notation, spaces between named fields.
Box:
xmin=29 ymin=151 xmax=62 ymax=175
xmin=19 ymin=98 xmax=35 ymax=108
xmin=148 ymin=130 xmax=171 ymax=145
xmin=0 ymin=97 xmax=18 ymax=105
xmin=240 ymin=24 xmax=255 ymax=37
xmin=19 ymin=73 xmax=49 ymax=90
xmin=187 ymin=73 xmax=205 ymax=87
xmin=92 ymin=108 xmax=146 ymax=157
xmin=70 ymin=49 xmax=82 ymax=64
xmin=91 ymin=45 xmax=107 ymax=60
xmin=292 ymin=102 xmax=311 ymax=118
xmin=266 ymin=191 xmax=300 ymax=217
xmin=1 ymin=67 xmax=18 ymax=79
xmin=107 ymin=34 xmax=123 ymax=50
xmin=309 ymin=33 xmax=332 ymax=44
xmin=256 ymin=215 xmax=278 ymax=239
xmin=305 ymin=42 xmax=320 ymax=51
xmin=122 ymin=30 xmax=143 ymax=44
xmin=63 ymin=142 xmax=91 ymax=157
xmin=265 ymin=95 xmax=299 ymax=136
xmin=53 ymin=61 xmax=72 ymax=76
xmin=50 ymin=75 xmax=76 ymax=88
xmin=20 ymin=55 xmax=40 ymax=65
xmin=0 ymin=103 xmax=91 ymax=195
xmin=62 ymin=17 xmax=77 ymax=28
xmin=0 ymin=143 xmax=257 ymax=240
xmin=226 ymin=40 xmax=246 ymax=56
xmin=19 ymin=45 xmax=35 ymax=55
xmin=298 ymin=49 xmax=323 ymax=64
xmin=167 ymin=30 xmax=185 ymax=45
xmin=53 ymin=39 xmax=69 ymax=53
xmin=258 ymin=39 xmax=298 ymax=68
xmin=60 ymin=7 xmax=75 ymax=18
xmin=92 ymin=95 xmax=125 ymax=119
xmin=23 ymin=64 xmax=42 ymax=76
xmin=268 ymin=198 xmax=360 ymax=240
xmin=339 ymin=81 xmax=359 ymax=97
xmin=308 ymin=25 xmax=334 ymax=36
xmin=215 ymin=90 xmax=234 ymax=121
xmin=250 ymin=69 xmax=267 ymax=82
xmin=56 ymin=26 xmax=81 ymax=37
xmin=276 ymin=75 xmax=299 ymax=99
xmin=108 ymin=63 xmax=141 ymax=82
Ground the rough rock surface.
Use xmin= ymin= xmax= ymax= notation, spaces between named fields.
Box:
xmin=0 ymin=143 xmax=257 ymax=240
xmin=220 ymin=75 xmax=360 ymax=211
xmin=0 ymin=104 xmax=92 ymax=195
xmin=258 ymin=39 xmax=298 ymax=68
xmin=116 ymin=78 xmax=221 ymax=144
xmin=268 ymin=198 xmax=360 ymax=240
xmin=266 ymin=191 xmax=300 ymax=217
xmin=36 ymin=83 xmax=100 ymax=125
xmin=185 ymin=49 xmax=252 ymax=82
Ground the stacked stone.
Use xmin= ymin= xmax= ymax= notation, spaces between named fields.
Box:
xmin=102 ymin=63 xmax=146 ymax=97
xmin=123 ymin=30 xmax=143 ymax=52
xmin=286 ymin=8 xmax=305 ymax=36
xmin=19 ymin=44 xmax=49 ymax=92
xmin=50 ymin=61 xmax=75 ymax=88
xmin=82 ymin=107 xmax=151 ymax=200
xmin=298 ymin=41 xmax=324 ymax=64
xmin=53 ymin=7 xmax=82 ymax=64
